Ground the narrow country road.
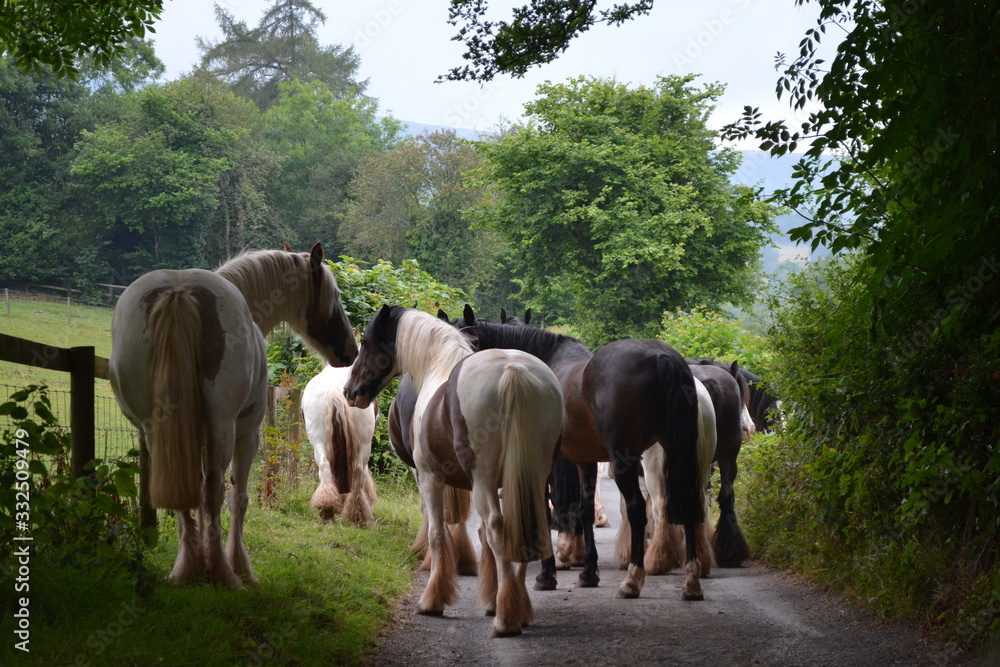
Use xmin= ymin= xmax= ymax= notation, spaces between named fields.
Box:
xmin=367 ymin=473 xmax=976 ymax=666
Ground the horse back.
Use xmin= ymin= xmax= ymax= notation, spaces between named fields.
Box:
xmin=111 ymin=269 xmax=267 ymax=431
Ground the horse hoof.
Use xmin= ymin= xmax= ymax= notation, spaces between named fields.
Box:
xmin=493 ymin=627 xmax=522 ymax=638
xmin=577 ymin=572 xmax=600 ymax=588
xmin=682 ymin=590 xmax=704 ymax=601
xmin=485 ymin=609 xmax=496 ymax=617
xmin=618 ymin=584 xmax=641 ymax=599
xmin=534 ymin=576 xmax=557 ymax=591
xmin=417 ymin=607 xmax=445 ymax=617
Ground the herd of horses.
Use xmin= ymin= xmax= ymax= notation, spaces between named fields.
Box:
xmin=109 ymin=244 xmax=779 ymax=637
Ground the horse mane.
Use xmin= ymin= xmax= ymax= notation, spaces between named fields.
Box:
xmin=465 ymin=319 xmax=587 ymax=363
xmin=216 ymin=249 xmax=334 ymax=336
xmin=396 ymin=309 xmax=475 ymax=388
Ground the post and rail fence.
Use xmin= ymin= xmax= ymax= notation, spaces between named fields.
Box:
xmin=1 ymin=331 xmax=305 ymax=538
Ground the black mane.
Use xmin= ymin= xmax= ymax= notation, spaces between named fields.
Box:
xmin=463 ymin=319 xmax=589 ymax=363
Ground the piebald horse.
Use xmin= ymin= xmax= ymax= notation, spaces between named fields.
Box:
xmin=302 ymin=363 xmax=379 ymax=525
xmin=110 ymin=243 xmax=356 ymax=588
xmin=458 ymin=307 xmax=707 ymax=601
xmin=346 ymin=306 xmax=563 ymax=637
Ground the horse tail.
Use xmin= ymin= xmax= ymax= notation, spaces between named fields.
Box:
xmin=656 ymin=354 xmax=704 ymax=526
xmin=147 ymin=287 xmax=204 ymax=511
xmin=497 ymin=363 xmax=559 ymax=563
xmin=328 ymin=396 xmax=355 ymax=494
xmin=444 ymin=486 xmax=471 ymax=525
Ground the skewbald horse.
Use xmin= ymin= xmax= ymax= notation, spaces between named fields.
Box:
xmin=345 ymin=306 xmax=563 ymax=637
xmin=110 ymin=243 xmax=356 ymax=588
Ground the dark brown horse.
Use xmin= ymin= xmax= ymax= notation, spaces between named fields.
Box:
xmin=459 ymin=306 xmax=708 ymax=600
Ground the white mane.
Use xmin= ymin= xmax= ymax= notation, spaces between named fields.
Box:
xmin=395 ymin=310 xmax=474 ymax=391
xmin=216 ymin=249 xmax=337 ymax=337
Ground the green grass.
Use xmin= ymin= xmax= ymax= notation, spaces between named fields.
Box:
xmin=1 ymin=477 xmax=422 ymax=666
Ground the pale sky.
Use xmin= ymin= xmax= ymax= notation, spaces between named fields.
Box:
xmin=151 ymin=0 xmax=829 ymax=148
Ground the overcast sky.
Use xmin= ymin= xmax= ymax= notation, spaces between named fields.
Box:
xmin=151 ymin=0 xmax=828 ymax=147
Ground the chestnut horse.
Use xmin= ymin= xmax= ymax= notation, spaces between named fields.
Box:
xmin=110 ymin=243 xmax=356 ymax=588
xmin=345 ymin=306 xmax=563 ymax=636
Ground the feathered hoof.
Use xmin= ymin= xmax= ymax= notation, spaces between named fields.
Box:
xmin=594 ymin=510 xmax=610 ymax=528
xmin=682 ymin=589 xmax=705 ymax=601
xmin=485 ymin=609 xmax=496 ymax=617
xmin=492 ymin=625 xmax=523 ymax=638
xmin=577 ymin=570 xmax=600 ymax=588
xmin=618 ymin=582 xmax=641 ymax=599
xmin=534 ymin=573 xmax=557 ymax=591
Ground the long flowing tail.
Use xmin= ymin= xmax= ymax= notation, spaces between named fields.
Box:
xmin=657 ymin=355 xmax=703 ymax=527
xmin=328 ymin=398 xmax=355 ymax=494
xmin=498 ymin=365 xmax=558 ymax=563
xmin=147 ymin=288 xmax=204 ymax=511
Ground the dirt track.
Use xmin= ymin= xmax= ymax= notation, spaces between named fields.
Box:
xmin=366 ymin=474 xmax=982 ymax=666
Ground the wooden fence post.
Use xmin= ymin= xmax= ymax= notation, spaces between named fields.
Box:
xmin=4 ymin=288 xmax=9 ymax=314
xmin=68 ymin=346 xmax=95 ymax=477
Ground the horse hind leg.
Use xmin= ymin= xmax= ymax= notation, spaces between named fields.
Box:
xmin=201 ymin=462 xmax=240 ymax=589
xmin=341 ymin=464 xmax=375 ymax=526
xmin=227 ymin=431 xmax=258 ymax=585
xmin=713 ymin=457 xmax=750 ymax=567
xmin=473 ymin=486 xmax=531 ymax=637
xmin=169 ymin=510 xmax=204 ymax=584
xmin=451 ymin=521 xmax=478 ymax=576
xmin=310 ymin=449 xmax=344 ymax=520
xmin=614 ymin=462 xmax=648 ymax=599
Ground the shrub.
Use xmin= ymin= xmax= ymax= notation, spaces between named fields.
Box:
xmin=658 ymin=305 xmax=773 ymax=376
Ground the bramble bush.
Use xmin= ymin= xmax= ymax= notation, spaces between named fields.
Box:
xmin=740 ymin=256 xmax=1000 ymax=649
xmin=0 ymin=385 xmax=146 ymax=597
xmin=658 ymin=305 xmax=773 ymax=376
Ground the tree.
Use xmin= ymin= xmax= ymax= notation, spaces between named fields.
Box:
xmin=340 ymin=131 xmax=503 ymax=295
xmin=70 ymin=75 xmax=278 ymax=279
xmin=443 ymin=0 xmax=653 ymax=81
xmin=0 ymin=1 xmax=162 ymax=77
xmin=198 ymin=0 xmax=366 ymax=111
xmin=263 ymin=79 xmax=403 ymax=251
xmin=478 ymin=75 xmax=776 ymax=345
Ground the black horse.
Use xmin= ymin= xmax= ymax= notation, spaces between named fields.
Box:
xmin=458 ymin=306 xmax=708 ymax=600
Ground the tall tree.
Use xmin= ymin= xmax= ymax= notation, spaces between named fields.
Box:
xmin=70 ymin=75 xmax=279 ymax=279
xmin=263 ymin=79 xmax=403 ymax=251
xmin=478 ymin=75 xmax=776 ymax=345
xmin=340 ymin=130 xmax=503 ymax=294
xmin=198 ymin=0 xmax=366 ymax=111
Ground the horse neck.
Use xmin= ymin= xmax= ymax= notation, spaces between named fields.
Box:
xmin=396 ymin=314 xmax=472 ymax=393
xmin=216 ymin=251 xmax=306 ymax=336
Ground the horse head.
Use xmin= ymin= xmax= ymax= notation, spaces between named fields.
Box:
xmin=345 ymin=304 xmax=401 ymax=409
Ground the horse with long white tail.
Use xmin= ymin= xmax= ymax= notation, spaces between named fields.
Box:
xmin=345 ymin=305 xmax=563 ymax=637
xmin=110 ymin=243 xmax=357 ymax=588
xmin=302 ymin=362 xmax=378 ymax=525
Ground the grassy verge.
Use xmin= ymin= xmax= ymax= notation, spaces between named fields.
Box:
xmin=1 ymin=476 xmax=421 ymax=666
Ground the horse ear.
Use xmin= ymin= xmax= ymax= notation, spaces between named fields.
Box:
xmin=283 ymin=242 xmax=293 ymax=252
xmin=463 ymin=304 xmax=476 ymax=327
xmin=730 ymin=360 xmax=740 ymax=378
xmin=377 ymin=304 xmax=392 ymax=327
xmin=500 ymin=307 xmax=509 ymax=323
xmin=523 ymin=308 xmax=532 ymax=325
xmin=309 ymin=242 xmax=324 ymax=267
xmin=437 ymin=308 xmax=450 ymax=321
xmin=412 ymin=301 xmax=418 ymax=309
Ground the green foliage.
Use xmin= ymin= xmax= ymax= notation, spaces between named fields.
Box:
xmin=743 ymin=257 xmax=1000 ymax=648
xmin=197 ymin=0 xmax=367 ymax=111
xmin=443 ymin=0 xmax=653 ymax=81
xmin=659 ymin=306 xmax=772 ymax=374
xmin=0 ymin=385 xmax=145 ymax=584
xmin=263 ymin=79 xmax=403 ymax=250
xmin=340 ymin=130 xmax=503 ymax=296
xmin=478 ymin=75 xmax=777 ymax=346
xmin=0 ymin=0 xmax=162 ymax=78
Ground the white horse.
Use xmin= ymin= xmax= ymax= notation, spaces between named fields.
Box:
xmin=302 ymin=363 xmax=378 ymax=525
xmin=110 ymin=243 xmax=356 ymax=588
xmin=346 ymin=306 xmax=563 ymax=637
